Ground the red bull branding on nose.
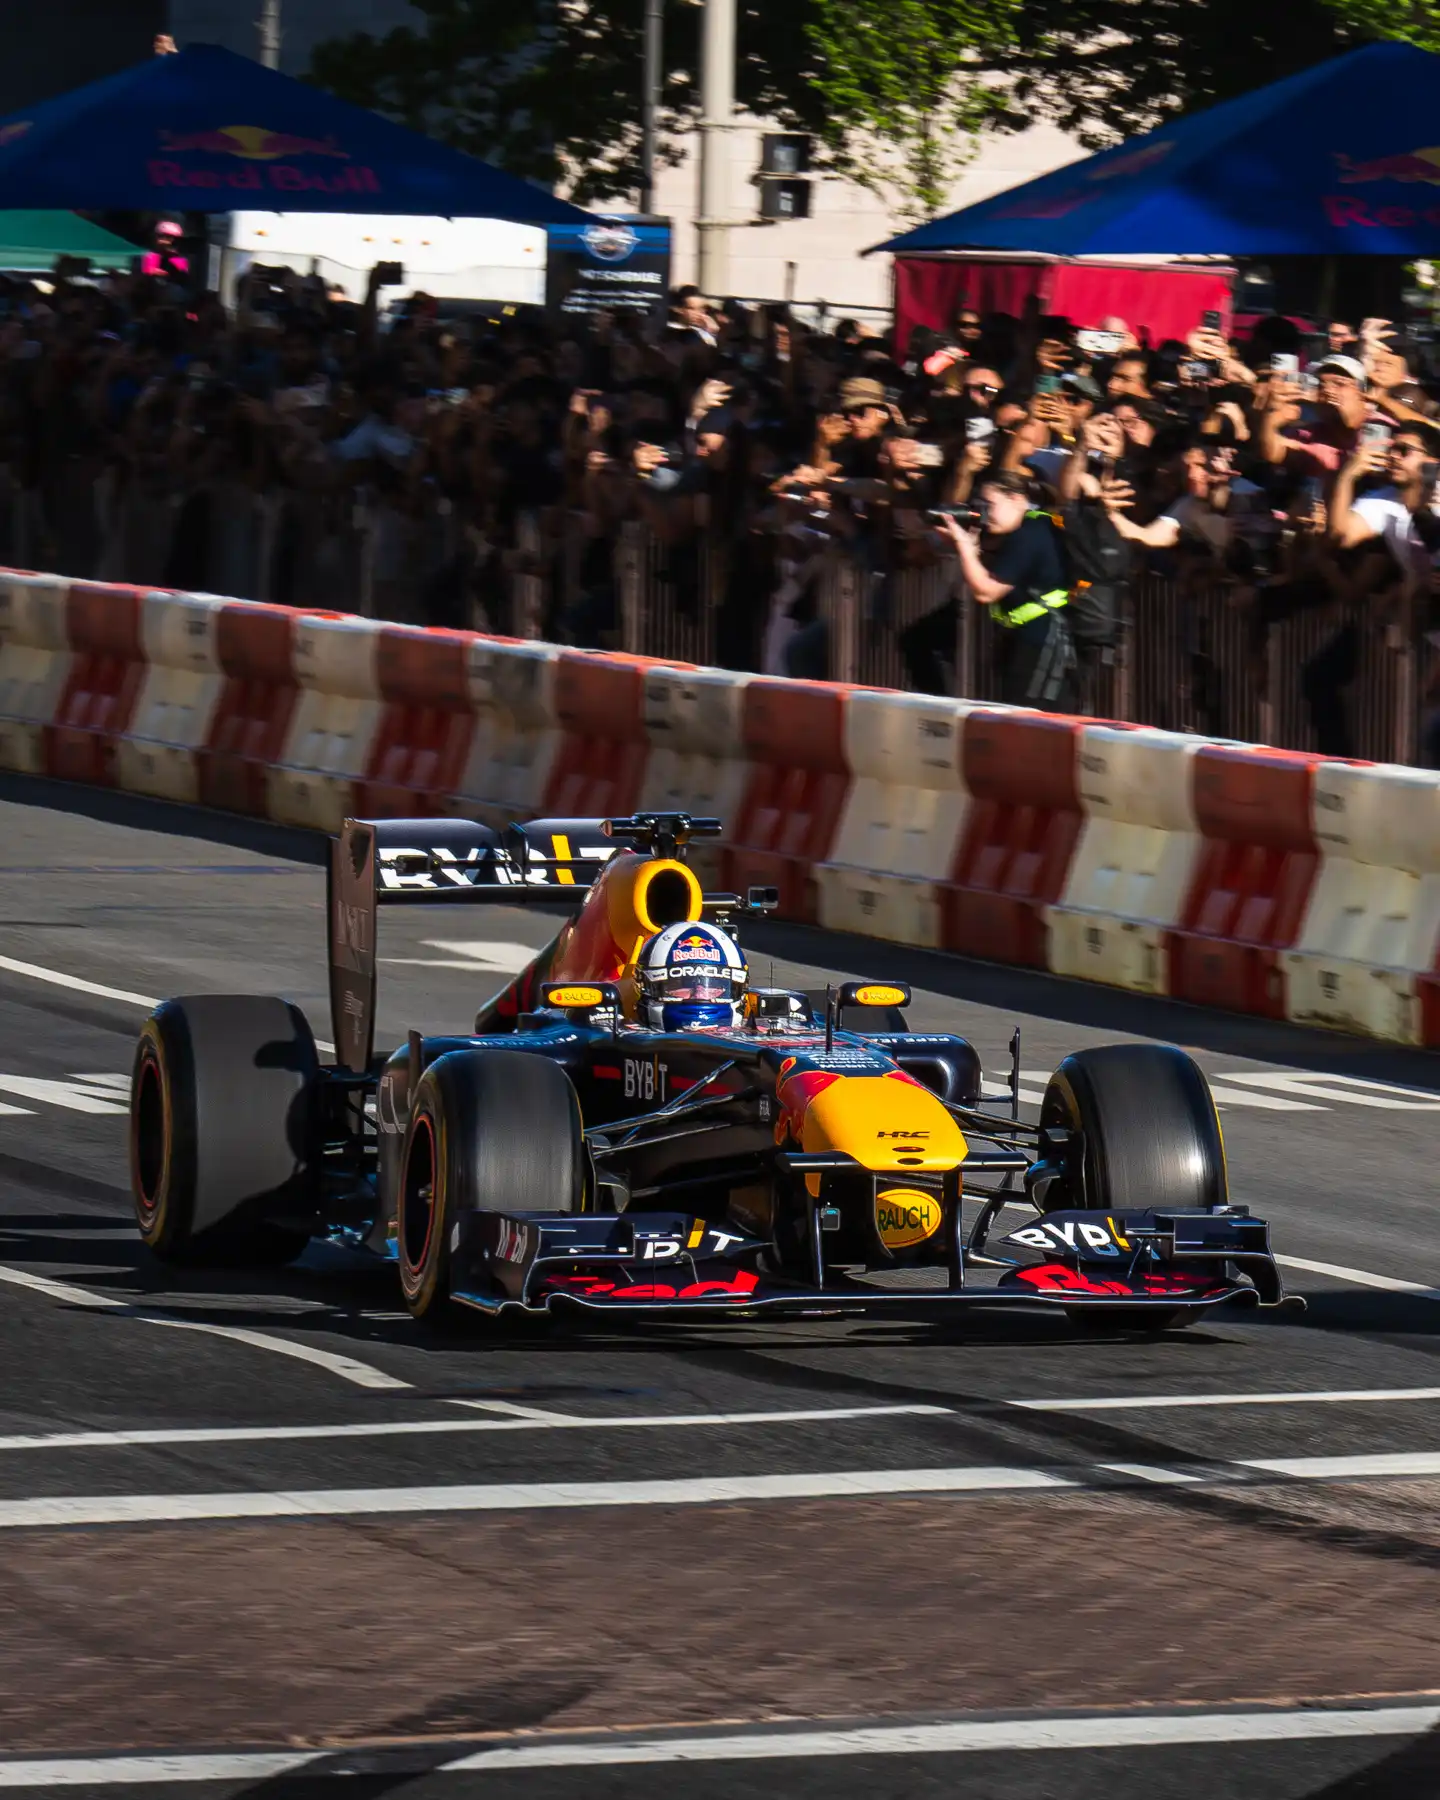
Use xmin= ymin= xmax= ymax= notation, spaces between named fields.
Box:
xmin=149 ymin=124 xmax=379 ymax=196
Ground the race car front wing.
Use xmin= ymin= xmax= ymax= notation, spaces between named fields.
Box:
xmin=450 ymin=1200 xmax=1298 ymax=1320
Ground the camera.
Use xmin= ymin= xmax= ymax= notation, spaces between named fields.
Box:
xmin=928 ymin=501 xmax=986 ymax=529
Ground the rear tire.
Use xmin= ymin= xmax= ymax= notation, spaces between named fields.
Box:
xmin=398 ymin=1049 xmax=584 ymax=1324
xmin=1040 ymin=1044 xmax=1226 ymax=1334
xmin=130 ymin=996 xmax=319 ymax=1267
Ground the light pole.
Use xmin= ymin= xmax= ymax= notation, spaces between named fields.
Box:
xmin=259 ymin=0 xmax=282 ymax=69
xmin=696 ymin=0 xmax=735 ymax=295
xmin=640 ymin=0 xmax=663 ymax=216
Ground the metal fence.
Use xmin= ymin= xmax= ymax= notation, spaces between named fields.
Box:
xmin=1 ymin=471 xmax=1427 ymax=765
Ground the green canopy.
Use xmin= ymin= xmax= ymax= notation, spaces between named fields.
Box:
xmin=0 ymin=211 xmax=138 ymax=272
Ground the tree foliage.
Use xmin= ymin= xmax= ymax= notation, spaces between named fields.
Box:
xmin=307 ymin=0 xmax=1440 ymax=217
xmin=805 ymin=0 xmax=1023 ymax=224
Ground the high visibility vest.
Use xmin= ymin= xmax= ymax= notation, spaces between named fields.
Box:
xmin=992 ymin=510 xmax=1070 ymax=629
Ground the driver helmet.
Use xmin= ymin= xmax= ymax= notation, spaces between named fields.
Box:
xmin=636 ymin=921 xmax=747 ymax=1030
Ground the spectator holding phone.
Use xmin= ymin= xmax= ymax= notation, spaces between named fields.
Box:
xmin=1329 ymin=420 xmax=1440 ymax=580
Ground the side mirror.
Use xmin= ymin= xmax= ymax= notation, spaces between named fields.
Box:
xmin=540 ymin=981 xmax=620 ymax=1015
xmin=837 ymin=981 xmax=912 ymax=1011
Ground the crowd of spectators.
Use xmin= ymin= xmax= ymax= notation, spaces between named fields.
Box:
xmin=3 ymin=250 xmax=1440 ymax=755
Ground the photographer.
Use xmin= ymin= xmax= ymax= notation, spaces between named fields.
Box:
xmin=934 ymin=471 xmax=1076 ymax=711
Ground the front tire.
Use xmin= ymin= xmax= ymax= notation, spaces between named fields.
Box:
xmin=130 ymin=996 xmax=319 ymax=1266
xmin=398 ymin=1049 xmax=584 ymax=1324
xmin=1040 ymin=1044 xmax=1227 ymax=1334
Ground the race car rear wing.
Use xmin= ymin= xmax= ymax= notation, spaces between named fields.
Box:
xmin=327 ymin=816 xmax=616 ymax=1072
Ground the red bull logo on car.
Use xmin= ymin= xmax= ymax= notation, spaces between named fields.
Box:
xmin=1336 ymin=146 xmax=1440 ymax=184
xmin=0 ymin=121 xmax=32 ymax=149
xmin=149 ymin=124 xmax=379 ymax=195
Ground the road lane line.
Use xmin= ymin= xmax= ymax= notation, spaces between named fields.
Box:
xmin=0 ymin=1404 xmax=952 ymax=1455
xmin=0 ymin=1466 xmax=1080 ymax=1529
xmin=0 ymin=954 xmax=156 ymax=1008
xmin=0 ymin=1750 xmax=322 ymax=1787
xmin=8 ymin=1443 xmax=1440 ymax=1530
xmin=0 ymin=1076 xmax=127 ymax=1115
xmin=1275 ymin=1254 xmax=1440 ymax=1299
xmin=442 ymin=1703 xmax=1440 ymax=1773
xmin=0 ymin=956 xmax=337 ymax=1052
xmin=1016 ymin=1386 xmax=1440 ymax=1412
xmin=1242 ymin=1451 xmax=1440 ymax=1480
xmin=0 ymin=1264 xmax=410 ymax=1392
xmin=4 ymin=1703 xmax=1439 ymax=1785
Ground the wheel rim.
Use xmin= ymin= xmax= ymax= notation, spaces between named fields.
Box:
xmin=401 ymin=1113 xmax=437 ymax=1278
xmin=131 ymin=1053 xmax=167 ymax=1231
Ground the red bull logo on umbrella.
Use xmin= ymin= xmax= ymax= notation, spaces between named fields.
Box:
xmin=159 ymin=125 xmax=349 ymax=160
xmin=1335 ymin=145 xmax=1440 ymax=184
xmin=149 ymin=123 xmax=379 ymax=196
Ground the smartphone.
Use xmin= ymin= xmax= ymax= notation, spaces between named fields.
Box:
xmin=1180 ymin=360 xmax=1217 ymax=382
xmin=964 ymin=415 xmax=996 ymax=442
xmin=1075 ymin=328 xmax=1126 ymax=356
xmin=373 ymin=261 xmax=405 ymax=287
xmin=1270 ymin=353 xmax=1299 ymax=376
xmin=1202 ymin=310 xmax=1223 ymax=332
xmin=1360 ymin=420 xmax=1392 ymax=446
xmin=1035 ymin=374 xmax=1062 ymax=395
xmin=912 ymin=442 xmax=945 ymax=467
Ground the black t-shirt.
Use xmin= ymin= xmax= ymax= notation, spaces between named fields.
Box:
xmin=980 ymin=512 xmax=1066 ymax=609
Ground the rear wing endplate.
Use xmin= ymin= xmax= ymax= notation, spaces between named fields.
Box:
xmin=326 ymin=817 xmax=615 ymax=1072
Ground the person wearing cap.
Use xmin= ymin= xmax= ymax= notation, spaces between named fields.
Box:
xmin=1257 ymin=351 xmax=1372 ymax=486
xmin=934 ymin=470 xmax=1077 ymax=710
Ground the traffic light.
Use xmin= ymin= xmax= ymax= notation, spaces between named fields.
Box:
xmin=757 ymin=135 xmax=813 ymax=219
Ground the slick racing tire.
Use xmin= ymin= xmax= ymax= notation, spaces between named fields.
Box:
xmin=1039 ymin=1043 xmax=1227 ymax=1334
xmin=130 ymin=996 xmax=320 ymax=1267
xmin=398 ymin=1048 xmax=584 ymax=1325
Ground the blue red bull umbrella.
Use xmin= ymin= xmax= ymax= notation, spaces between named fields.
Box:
xmin=0 ymin=41 xmax=589 ymax=225
xmin=879 ymin=41 xmax=1440 ymax=256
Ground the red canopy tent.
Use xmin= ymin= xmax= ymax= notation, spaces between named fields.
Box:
xmin=894 ymin=251 xmax=1236 ymax=350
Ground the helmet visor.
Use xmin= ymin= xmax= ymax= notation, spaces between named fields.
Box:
xmin=665 ymin=974 xmax=732 ymax=1003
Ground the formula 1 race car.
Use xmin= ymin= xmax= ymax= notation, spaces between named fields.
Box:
xmin=128 ymin=812 xmax=1295 ymax=1331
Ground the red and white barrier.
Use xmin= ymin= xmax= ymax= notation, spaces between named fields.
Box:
xmin=0 ymin=572 xmax=73 ymax=775
xmin=1284 ymin=760 xmax=1440 ymax=1045
xmin=6 ymin=564 xmax=1440 ymax=1050
xmin=816 ymin=690 xmax=972 ymax=949
xmin=1047 ymin=724 xmax=1206 ymax=996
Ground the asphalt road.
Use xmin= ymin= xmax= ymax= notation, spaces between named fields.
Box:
xmin=1 ymin=770 xmax=1438 ymax=1799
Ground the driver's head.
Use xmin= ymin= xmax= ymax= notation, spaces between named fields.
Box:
xmin=636 ymin=921 xmax=747 ymax=1031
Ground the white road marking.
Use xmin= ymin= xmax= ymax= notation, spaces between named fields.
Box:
xmin=0 ymin=1264 xmax=410 ymax=1391
xmin=381 ymin=938 xmax=540 ymax=973
xmin=1275 ymin=1254 xmax=1440 ymax=1300
xmin=1207 ymin=1086 xmax=1325 ymax=1112
xmin=0 ymin=1076 xmax=127 ymax=1115
xmin=1016 ymin=1386 xmax=1440 ymax=1412
xmin=8 ymin=1443 xmax=1440 ymax=1530
xmin=0 ymin=1750 xmax=323 ymax=1788
xmin=1096 ymin=1462 xmax=1205 ymax=1484
xmin=0 ymin=1466 xmax=1078 ymax=1529
xmin=0 ymin=954 xmax=155 ymax=1008
xmin=1242 ymin=1451 xmax=1440 ymax=1480
xmin=71 ymin=1073 xmax=129 ymax=1091
xmin=0 ymin=1404 xmax=952 ymax=1456
xmin=1215 ymin=1070 xmax=1440 ymax=1110
xmin=980 ymin=1078 xmax=1047 ymax=1106
xmin=3 ymin=1704 xmax=1435 ymax=1786
xmin=0 ymin=1102 xmax=32 ymax=1117
xmin=443 ymin=1704 xmax=1440 ymax=1773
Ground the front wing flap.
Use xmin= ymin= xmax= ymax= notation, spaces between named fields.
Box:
xmin=451 ymin=1204 xmax=1286 ymax=1318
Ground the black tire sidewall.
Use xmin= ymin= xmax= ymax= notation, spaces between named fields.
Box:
xmin=1041 ymin=1044 xmax=1227 ymax=1214
xmin=398 ymin=1049 xmax=584 ymax=1319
